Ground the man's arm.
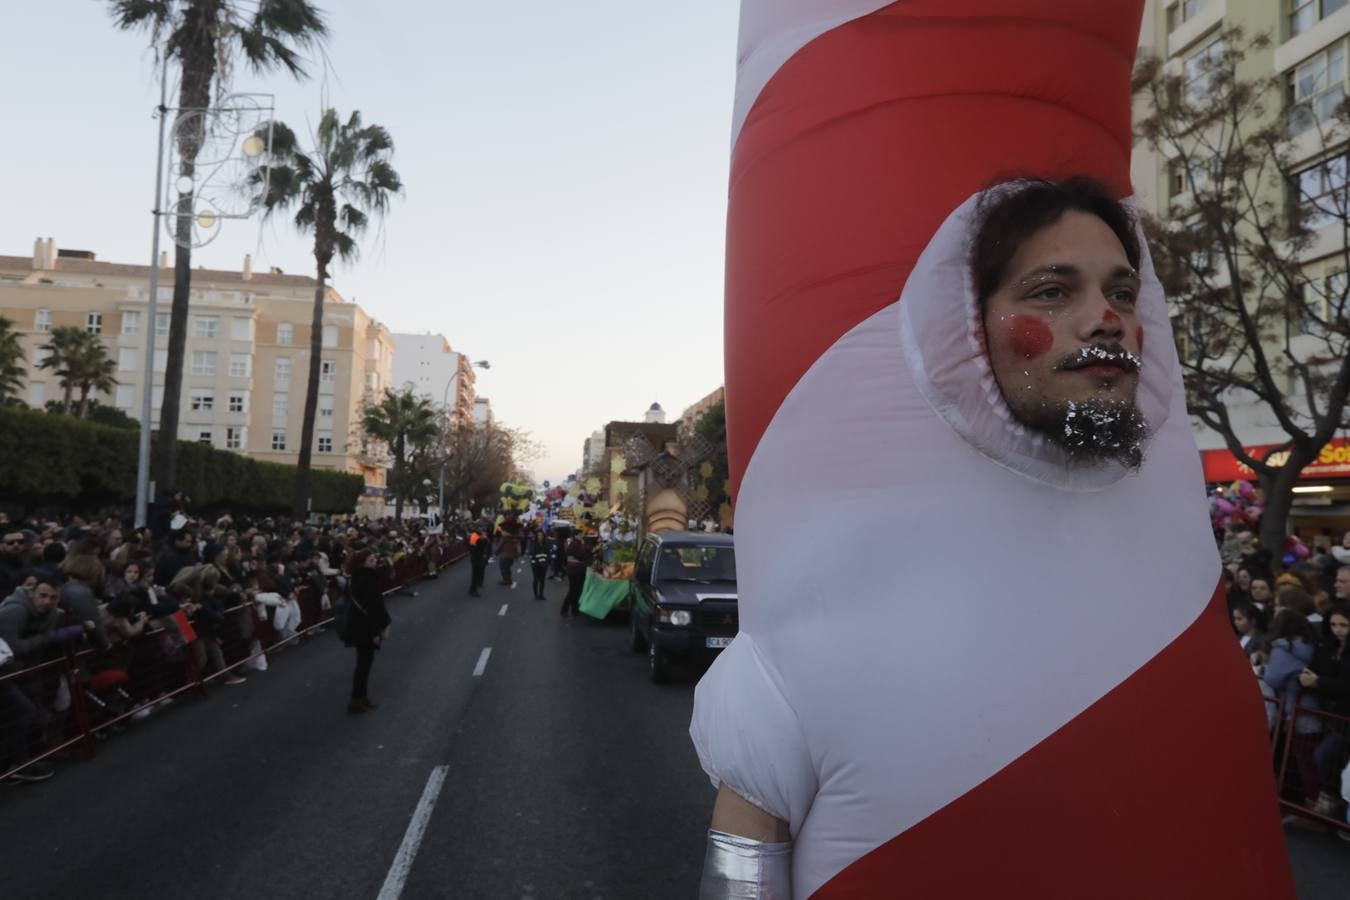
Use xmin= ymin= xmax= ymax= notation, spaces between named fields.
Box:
xmin=700 ymin=785 xmax=793 ymax=898
xmin=710 ymin=784 xmax=790 ymax=842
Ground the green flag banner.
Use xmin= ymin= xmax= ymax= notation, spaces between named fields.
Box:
xmin=579 ymin=569 xmax=630 ymax=620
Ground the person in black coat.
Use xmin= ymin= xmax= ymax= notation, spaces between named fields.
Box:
xmin=343 ymin=549 xmax=392 ymax=714
xmin=1300 ymin=604 xmax=1350 ymax=816
xmin=467 ymin=525 xmax=489 ymax=597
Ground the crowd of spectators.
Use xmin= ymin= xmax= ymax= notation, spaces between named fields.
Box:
xmin=0 ymin=503 xmax=466 ymax=784
xmin=1225 ymin=528 xmax=1350 ymax=829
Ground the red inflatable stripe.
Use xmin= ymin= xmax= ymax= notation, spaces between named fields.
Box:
xmin=816 ymin=584 xmax=1295 ymax=897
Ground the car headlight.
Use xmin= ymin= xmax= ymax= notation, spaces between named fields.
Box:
xmin=669 ymin=609 xmax=692 ymax=627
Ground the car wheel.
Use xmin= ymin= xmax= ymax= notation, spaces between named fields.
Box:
xmin=630 ymin=602 xmax=649 ymax=653
xmin=648 ymin=640 xmax=669 ymax=684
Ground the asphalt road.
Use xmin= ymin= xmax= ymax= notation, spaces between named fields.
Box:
xmin=3 ymin=561 xmax=1349 ymax=898
xmin=0 ymin=562 xmax=715 ymax=900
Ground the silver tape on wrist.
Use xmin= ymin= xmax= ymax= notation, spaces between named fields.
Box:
xmin=699 ymin=829 xmax=793 ymax=899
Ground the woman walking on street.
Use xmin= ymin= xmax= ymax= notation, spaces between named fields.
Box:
xmin=344 ymin=549 xmax=391 ymax=714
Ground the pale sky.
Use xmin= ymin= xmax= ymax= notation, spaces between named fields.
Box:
xmin=2 ymin=0 xmax=739 ymax=484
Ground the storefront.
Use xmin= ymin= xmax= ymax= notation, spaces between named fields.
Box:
xmin=1201 ymin=438 xmax=1350 ymax=544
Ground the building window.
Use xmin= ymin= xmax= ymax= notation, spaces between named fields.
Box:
xmin=275 ymin=357 xmax=291 ymax=383
xmin=364 ymin=371 xmax=378 ymax=391
xmin=321 ymin=360 xmax=336 ymax=383
xmin=319 ymin=398 xmax=334 ymax=419
xmin=317 ymin=433 xmax=333 ymax=454
xmin=228 ymin=393 xmax=245 ymax=413
xmin=115 ymin=385 xmax=135 ymax=409
xmin=122 ymin=311 xmax=141 ymax=335
xmin=272 ymin=393 xmax=288 ymax=420
xmin=155 ymin=313 xmax=170 ymax=337
xmin=226 ymin=427 xmax=243 ymax=450
xmin=117 ymin=348 xmax=138 ymax=372
xmin=87 ymin=312 xmax=103 ymax=335
xmin=277 ymin=323 xmax=293 ymax=346
xmin=190 ymin=389 xmax=214 ymax=412
xmin=35 ymin=309 xmax=51 ymax=332
xmin=1295 ymin=155 xmax=1348 ymax=230
xmin=1291 ymin=0 xmax=1349 ymax=38
xmin=322 ymin=324 xmax=338 ymax=348
xmin=190 ymin=351 xmax=216 ymax=376
xmin=1289 ymin=40 xmax=1347 ymax=135
xmin=229 ymin=353 xmax=250 ymax=378
xmin=271 ymin=430 xmax=287 ymax=451
xmin=30 ymin=382 xmax=45 ymax=406
xmin=1183 ymin=38 xmax=1225 ymax=105
xmin=197 ymin=430 xmax=213 ymax=446
xmin=153 ymin=352 xmax=166 ymax=374
xmin=230 ymin=317 xmax=254 ymax=342
xmin=193 ymin=317 xmax=218 ymax=339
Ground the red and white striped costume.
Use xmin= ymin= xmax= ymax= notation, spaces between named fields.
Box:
xmin=690 ymin=2 xmax=1296 ymax=896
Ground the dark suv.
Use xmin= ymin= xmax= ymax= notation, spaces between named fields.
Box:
xmin=627 ymin=531 xmax=737 ymax=683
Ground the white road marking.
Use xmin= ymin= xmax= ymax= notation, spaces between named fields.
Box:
xmin=472 ymin=647 xmax=492 ymax=677
xmin=376 ymin=764 xmax=448 ymax=900
xmin=498 ymin=604 xmax=508 ymax=617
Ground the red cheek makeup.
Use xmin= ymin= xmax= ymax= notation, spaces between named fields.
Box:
xmin=1009 ymin=315 xmax=1053 ymax=360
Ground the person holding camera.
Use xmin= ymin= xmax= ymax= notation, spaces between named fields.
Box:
xmin=342 ymin=549 xmax=391 ymax=714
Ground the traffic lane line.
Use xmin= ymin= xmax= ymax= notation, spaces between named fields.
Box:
xmin=498 ymin=604 xmax=508 ymax=617
xmin=376 ymin=764 xmax=449 ymax=900
xmin=472 ymin=647 xmax=492 ymax=677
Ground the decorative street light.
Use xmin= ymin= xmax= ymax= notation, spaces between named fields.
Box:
xmin=133 ymin=53 xmax=274 ymax=529
xmin=439 ymin=359 xmax=491 ymax=516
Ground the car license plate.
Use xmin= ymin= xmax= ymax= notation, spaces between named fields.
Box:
xmin=705 ymin=636 xmax=733 ymax=650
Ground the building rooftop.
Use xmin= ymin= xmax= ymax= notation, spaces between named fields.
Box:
xmin=0 ymin=253 xmax=320 ymax=290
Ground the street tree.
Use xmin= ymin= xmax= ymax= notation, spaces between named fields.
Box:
xmin=108 ymin=0 xmax=327 ymax=488
xmin=0 ymin=316 xmax=26 ymax=406
xmin=1134 ymin=26 xmax=1350 ymax=563
xmin=439 ymin=421 xmax=536 ymax=517
xmin=361 ymin=388 xmax=438 ymax=523
xmin=251 ymin=107 xmax=403 ymax=519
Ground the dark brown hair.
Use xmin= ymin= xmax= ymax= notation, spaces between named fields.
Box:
xmin=971 ymin=177 xmax=1141 ymax=310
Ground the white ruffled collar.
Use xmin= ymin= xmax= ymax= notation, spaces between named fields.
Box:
xmin=896 ymin=190 xmax=1175 ymax=493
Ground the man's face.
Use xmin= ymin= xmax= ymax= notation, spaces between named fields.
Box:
xmin=2 ymin=532 xmax=25 ymax=557
xmin=1335 ymin=568 xmax=1350 ymax=600
xmin=982 ymin=211 xmax=1146 ymax=468
xmin=31 ymin=583 xmax=59 ymax=613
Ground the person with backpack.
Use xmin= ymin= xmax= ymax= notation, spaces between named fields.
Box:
xmin=560 ymin=531 xmax=591 ymax=618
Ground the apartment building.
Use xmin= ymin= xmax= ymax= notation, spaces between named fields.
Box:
xmin=389 ymin=332 xmax=477 ymax=426
xmin=0 ymin=238 xmax=395 ymax=499
xmin=1139 ymin=0 xmax=1350 ymax=451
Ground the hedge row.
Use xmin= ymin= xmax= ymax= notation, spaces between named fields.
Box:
xmin=0 ymin=406 xmax=364 ymax=514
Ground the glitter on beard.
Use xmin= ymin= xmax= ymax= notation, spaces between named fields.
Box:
xmin=1017 ymin=397 xmax=1149 ymax=470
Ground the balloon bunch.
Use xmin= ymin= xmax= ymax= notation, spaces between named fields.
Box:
xmin=1283 ymin=534 xmax=1311 ymax=567
xmin=499 ymin=482 xmax=534 ymax=515
xmin=1209 ymin=480 xmax=1263 ymax=532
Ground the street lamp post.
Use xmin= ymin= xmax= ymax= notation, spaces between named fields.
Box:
xmin=439 ymin=359 xmax=490 ymax=517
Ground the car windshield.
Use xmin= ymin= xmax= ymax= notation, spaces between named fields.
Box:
xmin=655 ymin=545 xmax=736 ymax=583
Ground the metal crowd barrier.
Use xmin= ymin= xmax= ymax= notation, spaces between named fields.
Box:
xmin=0 ymin=539 xmax=467 ymax=783
xmin=1272 ymin=700 xmax=1350 ymax=833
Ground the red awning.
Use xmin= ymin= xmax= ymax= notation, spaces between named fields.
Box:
xmin=1201 ymin=438 xmax=1350 ymax=482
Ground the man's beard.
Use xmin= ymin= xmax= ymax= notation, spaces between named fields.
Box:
xmin=1013 ymin=395 xmax=1149 ymax=470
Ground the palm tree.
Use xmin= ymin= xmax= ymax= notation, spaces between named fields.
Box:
xmin=37 ymin=326 xmax=87 ymax=414
xmin=361 ymin=389 xmax=438 ymax=523
xmin=108 ymin=0 xmax=327 ymax=487
xmin=72 ymin=339 xmax=119 ymax=419
xmin=253 ymin=108 xmax=403 ymax=518
xmin=0 ymin=316 xmax=26 ymax=405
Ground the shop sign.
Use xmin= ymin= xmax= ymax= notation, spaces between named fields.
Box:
xmin=1201 ymin=438 xmax=1350 ymax=482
